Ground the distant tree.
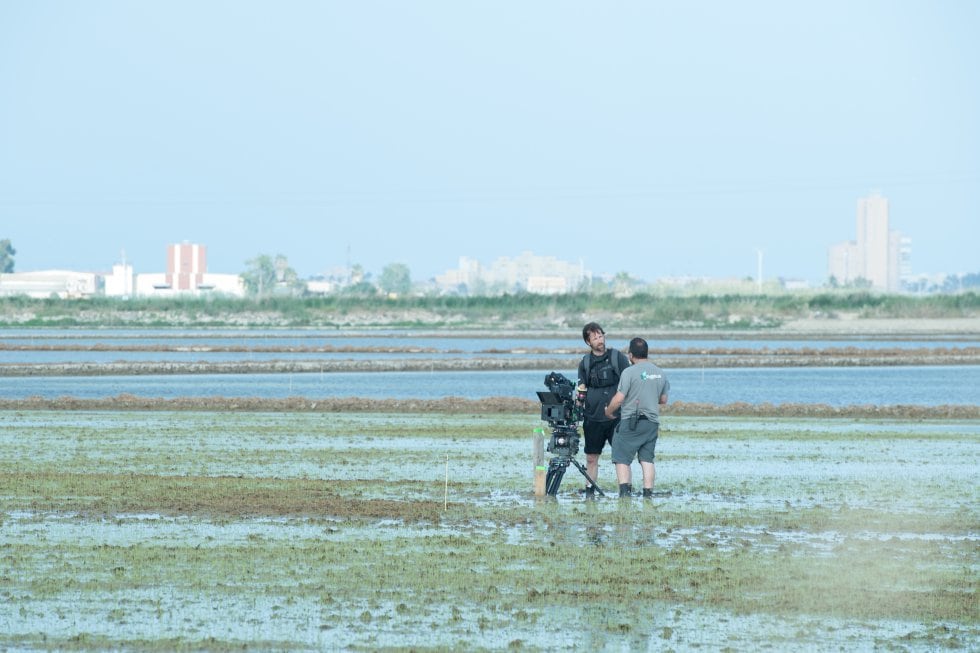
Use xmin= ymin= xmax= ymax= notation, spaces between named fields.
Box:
xmin=469 ymin=279 xmax=488 ymax=296
xmin=343 ymin=280 xmax=378 ymax=297
xmin=273 ymin=255 xmax=301 ymax=287
xmin=242 ymin=255 xmax=275 ymax=296
xmin=942 ymin=274 xmax=964 ymax=293
xmin=378 ymin=263 xmax=412 ymax=296
xmin=612 ymin=271 xmax=638 ymax=296
xmin=0 ymin=239 xmax=15 ymax=273
xmin=348 ymin=263 xmax=365 ymax=284
xmin=850 ymin=277 xmax=872 ymax=289
xmin=242 ymin=254 xmax=302 ymax=296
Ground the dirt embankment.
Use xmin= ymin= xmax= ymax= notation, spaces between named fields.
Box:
xmin=1 ymin=394 xmax=976 ymax=420
xmin=2 ymin=344 xmax=978 ymax=377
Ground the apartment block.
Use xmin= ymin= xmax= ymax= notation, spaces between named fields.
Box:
xmin=828 ymin=192 xmax=909 ymax=291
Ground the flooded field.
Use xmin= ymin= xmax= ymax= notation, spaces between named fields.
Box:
xmin=0 ymin=409 xmax=976 ymax=651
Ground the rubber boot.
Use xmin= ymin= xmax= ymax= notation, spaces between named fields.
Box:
xmin=618 ymin=483 xmax=632 ymax=498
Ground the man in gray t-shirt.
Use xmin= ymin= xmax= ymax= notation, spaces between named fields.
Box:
xmin=604 ymin=337 xmax=670 ymax=498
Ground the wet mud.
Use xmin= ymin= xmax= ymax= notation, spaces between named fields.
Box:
xmin=3 ymin=407 xmax=976 ymax=650
xmin=1 ymin=394 xmax=976 ymax=419
xmin=1 ymin=345 xmax=978 ymax=377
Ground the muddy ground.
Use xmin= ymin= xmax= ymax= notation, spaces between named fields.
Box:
xmin=2 ymin=409 xmax=976 ymax=650
xmin=1 ymin=344 xmax=978 ymax=377
xmin=1 ymin=394 xmax=976 ymax=419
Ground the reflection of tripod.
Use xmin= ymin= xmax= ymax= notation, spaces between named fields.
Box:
xmin=544 ymin=424 xmax=606 ymax=497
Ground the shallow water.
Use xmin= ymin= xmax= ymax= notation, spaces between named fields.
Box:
xmin=3 ymin=365 xmax=980 ymax=406
xmin=4 ymin=327 xmax=976 ymax=351
xmin=1 ymin=410 xmax=976 ymax=651
xmin=10 ymin=584 xmax=952 ymax=652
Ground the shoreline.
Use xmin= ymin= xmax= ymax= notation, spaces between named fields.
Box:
xmin=2 ymin=317 xmax=980 ymax=338
xmin=2 ymin=345 xmax=978 ymax=377
xmin=1 ymin=395 xmax=977 ymax=419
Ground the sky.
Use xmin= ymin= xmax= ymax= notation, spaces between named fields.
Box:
xmin=1 ymin=1 xmax=978 ymax=284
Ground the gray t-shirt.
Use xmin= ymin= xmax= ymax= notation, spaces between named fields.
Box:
xmin=616 ymin=360 xmax=670 ymax=423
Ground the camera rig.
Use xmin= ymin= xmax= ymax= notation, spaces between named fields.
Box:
xmin=536 ymin=372 xmax=606 ymax=497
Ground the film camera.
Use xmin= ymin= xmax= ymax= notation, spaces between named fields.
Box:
xmin=537 ymin=371 xmax=584 ymax=455
xmin=536 ymin=372 xmax=604 ymax=497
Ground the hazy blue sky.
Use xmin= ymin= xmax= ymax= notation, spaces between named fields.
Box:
xmin=2 ymin=1 xmax=977 ymax=283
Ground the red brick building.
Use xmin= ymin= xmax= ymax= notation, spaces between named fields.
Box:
xmin=166 ymin=243 xmax=207 ymax=291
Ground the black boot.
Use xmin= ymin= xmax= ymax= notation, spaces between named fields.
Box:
xmin=618 ymin=483 xmax=632 ymax=498
xmin=642 ymin=488 xmax=653 ymax=499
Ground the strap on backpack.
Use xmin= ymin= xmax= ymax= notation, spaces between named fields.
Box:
xmin=583 ymin=349 xmax=623 ymax=383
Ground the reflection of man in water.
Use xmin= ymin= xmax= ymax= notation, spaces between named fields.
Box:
xmin=577 ymin=322 xmax=630 ymax=497
xmin=604 ymin=337 xmax=670 ymax=498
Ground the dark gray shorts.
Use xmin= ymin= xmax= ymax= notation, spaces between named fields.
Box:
xmin=611 ymin=419 xmax=659 ymax=464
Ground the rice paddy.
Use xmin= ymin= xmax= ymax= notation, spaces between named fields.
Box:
xmin=0 ymin=409 xmax=976 ymax=651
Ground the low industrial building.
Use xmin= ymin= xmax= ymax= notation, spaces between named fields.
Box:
xmin=0 ymin=270 xmax=97 ymax=298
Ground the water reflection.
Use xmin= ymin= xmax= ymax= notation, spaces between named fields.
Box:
xmin=1 ymin=366 xmax=978 ymax=407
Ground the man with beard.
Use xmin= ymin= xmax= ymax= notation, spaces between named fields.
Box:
xmin=576 ymin=322 xmax=630 ymax=497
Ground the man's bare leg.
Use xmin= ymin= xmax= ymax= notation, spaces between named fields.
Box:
xmin=640 ymin=461 xmax=656 ymax=490
xmin=586 ymin=453 xmax=600 ymax=488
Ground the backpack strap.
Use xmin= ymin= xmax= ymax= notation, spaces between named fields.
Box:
xmin=583 ymin=349 xmax=624 ymax=384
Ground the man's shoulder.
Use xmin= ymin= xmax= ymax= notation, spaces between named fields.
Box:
xmin=582 ymin=350 xmax=608 ymax=363
xmin=621 ymin=361 xmax=643 ymax=377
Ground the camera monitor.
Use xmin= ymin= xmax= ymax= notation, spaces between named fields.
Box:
xmin=537 ymin=390 xmax=569 ymax=422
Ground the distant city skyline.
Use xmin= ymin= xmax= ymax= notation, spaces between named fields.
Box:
xmin=2 ymin=3 xmax=977 ymax=283
xmin=2 ymin=185 xmax=976 ymax=285
xmin=828 ymin=192 xmax=911 ymax=291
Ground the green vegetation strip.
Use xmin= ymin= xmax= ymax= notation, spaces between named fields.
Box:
xmin=2 ymin=290 xmax=978 ymax=328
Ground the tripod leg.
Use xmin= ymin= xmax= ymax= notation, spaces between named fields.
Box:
xmin=570 ymin=459 xmax=606 ymax=497
xmin=545 ymin=461 xmax=567 ymax=496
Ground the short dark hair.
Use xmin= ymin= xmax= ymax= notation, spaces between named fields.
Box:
xmin=628 ymin=337 xmax=648 ymax=359
xmin=582 ymin=322 xmax=604 ymax=344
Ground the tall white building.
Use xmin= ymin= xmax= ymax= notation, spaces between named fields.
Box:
xmin=857 ymin=193 xmax=891 ymax=289
xmin=829 ymin=192 xmax=909 ymax=291
xmin=434 ymin=256 xmax=482 ymax=290
xmin=104 ymin=262 xmax=134 ymax=297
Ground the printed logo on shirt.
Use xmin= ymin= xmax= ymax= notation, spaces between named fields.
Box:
xmin=641 ymin=372 xmax=662 ymax=381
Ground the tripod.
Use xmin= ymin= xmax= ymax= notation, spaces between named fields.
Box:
xmin=544 ymin=424 xmax=606 ymax=497
xmin=545 ymin=455 xmax=606 ymax=496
